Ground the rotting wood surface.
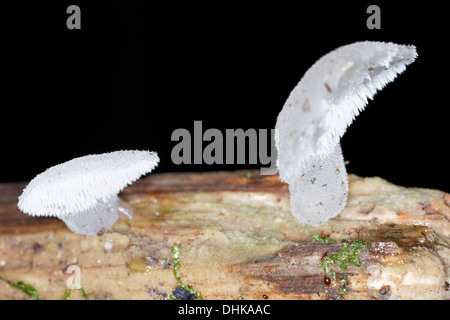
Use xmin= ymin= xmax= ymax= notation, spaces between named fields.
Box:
xmin=0 ymin=170 xmax=449 ymax=300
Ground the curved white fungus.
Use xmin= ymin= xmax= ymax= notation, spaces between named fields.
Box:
xmin=18 ymin=150 xmax=159 ymax=236
xmin=276 ymin=41 xmax=417 ymax=225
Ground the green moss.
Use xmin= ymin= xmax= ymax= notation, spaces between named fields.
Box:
xmin=10 ymin=281 xmax=42 ymax=300
xmin=330 ymin=239 xmax=369 ymax=270
xmin=318 ymin=238 xmax=370 ymax=298
xmin=0 ymin=276 xmax=42 ymax=300
xmin=61 ymin=288 xmax=72 ymax=300
xmin=170 ymin=244 xmax=203 ymax=300
xmin=312 ymin=233 xmax=336 ymax=244
xmin=320 ymin=239 xmax=370 ymax=278
xmin=60 ymin=287 xmax=89 ymax=300
xmin=79 ymin=287 xmax=90 ymax=300
xmin=61 ymin=288 xmax=90 ymax=300
xmin=320 ymin=256 xmax=336 ymax=278
xmin=335 ymin=274 xmax=350 ymax=298
xmin=1 ymin=275 xmax=89 ymax=300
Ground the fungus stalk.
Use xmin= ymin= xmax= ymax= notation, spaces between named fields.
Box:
xmin=276 ymin=41 xmax=417 ymax=225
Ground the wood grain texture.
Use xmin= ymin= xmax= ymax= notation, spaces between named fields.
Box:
xmin=0 ymin=170 xmax=449 ymax=300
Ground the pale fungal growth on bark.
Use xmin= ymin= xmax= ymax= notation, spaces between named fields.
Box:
xmin=276 ymin=41 xmax=417 ymax=225
xmin=18 ymin=150 xmax=159 ymax=236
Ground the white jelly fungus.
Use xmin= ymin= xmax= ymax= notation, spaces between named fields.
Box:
xmin=276 ymin=41 xmax=417 ymax=225
xmin=18 ymin=150 xmax=159 ymax=236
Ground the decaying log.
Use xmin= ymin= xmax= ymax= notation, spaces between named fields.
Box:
xmin=0 ymin=170 xmax=449 ymax=300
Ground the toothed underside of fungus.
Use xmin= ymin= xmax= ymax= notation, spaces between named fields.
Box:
xmin=18 ymin=150 xmax=159 ymax=236
xmin=276 ymin=41 xmax=417 ymax=225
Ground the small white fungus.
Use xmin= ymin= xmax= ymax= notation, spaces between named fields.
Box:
xmin=104 ymin=240 xmax=114 ymax=251
xmin=18 ymin=150 xmax=159 ymax=236
xmin=276 ymin=41 xmax=417 ymax=225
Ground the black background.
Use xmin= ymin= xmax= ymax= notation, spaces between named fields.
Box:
xmin=1 ymin=1 xmax=448 ymax=192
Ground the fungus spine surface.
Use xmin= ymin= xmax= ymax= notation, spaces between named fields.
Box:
xmin=18 ymin=150 xmax=159 ymax=236
xmin=276 ymin=41 xmax=417 ymax=225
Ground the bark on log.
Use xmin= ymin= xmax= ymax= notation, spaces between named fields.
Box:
xmin=0 ymin=170 xmax=449 ymax=300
